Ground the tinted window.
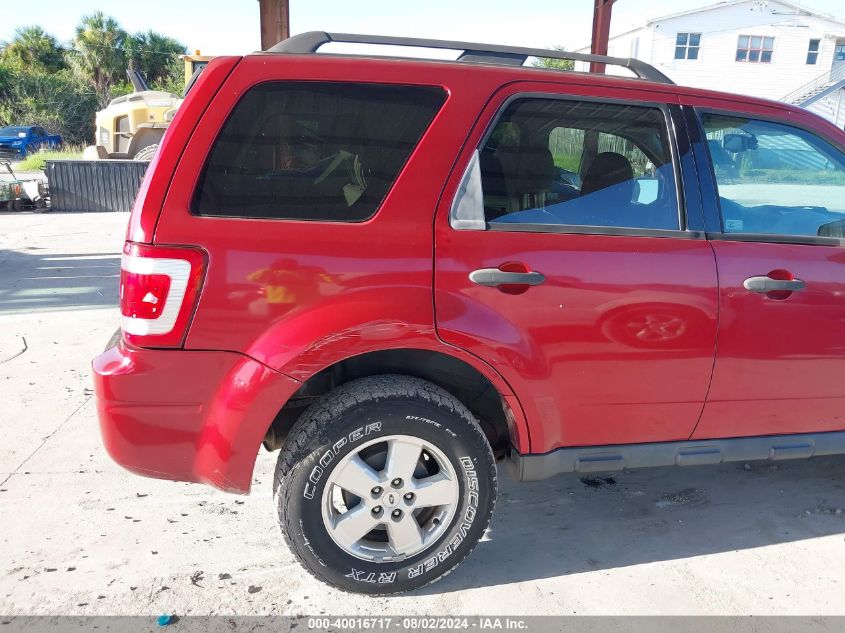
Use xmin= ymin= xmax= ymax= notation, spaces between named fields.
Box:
xmin=193 ymin=82 xmax=446 ymax=221
xmin=701 ymin=114 xmax=845 ymax=239
xmin=482 ymin=98 xmax=680 ymax=230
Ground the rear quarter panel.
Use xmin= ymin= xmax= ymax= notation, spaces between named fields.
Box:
xmin=153 ymin=56 xmax=512 ymax=379
xmin=126 ymin=56 xmax=242 ymax=243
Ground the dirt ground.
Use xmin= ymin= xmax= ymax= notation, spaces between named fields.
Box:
xmin=1 ymin=211 xmax=844 ymax=616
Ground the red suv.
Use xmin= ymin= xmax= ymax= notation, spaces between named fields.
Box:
xmin=93 ymin=32 xmax=845 ymax=594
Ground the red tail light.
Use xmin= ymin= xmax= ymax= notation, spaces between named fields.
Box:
xmin=120 ymin=242 xmax=206 ymax=348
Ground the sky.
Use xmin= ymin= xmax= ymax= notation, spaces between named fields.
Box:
xmin=1 ymin=0 xmax=844 ymax=57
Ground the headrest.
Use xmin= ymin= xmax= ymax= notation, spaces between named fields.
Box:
xmin=515 ymin=144 xmax=555 ymax=194
xmin=581 ymin=152 xmax=634 ymax=196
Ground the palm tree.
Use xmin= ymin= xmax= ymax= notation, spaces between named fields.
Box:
xmin=70 ymin=12 xmax=127 ymax=105
xmin=126 ymin=30 xmax=186 ymax=86
xmin=1 ymin=26 xmax=66 ymax=73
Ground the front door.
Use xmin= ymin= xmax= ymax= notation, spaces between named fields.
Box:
xmin=834 ymin=40 xmax=845 ymax=70
xmin=691 ymin=109 xmax=845 ymax=439
xmin=434 ymin=84 xmax=719 ymax=454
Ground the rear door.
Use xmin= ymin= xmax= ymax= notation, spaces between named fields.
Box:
xmin=434 ymin=82 xmax=719 ymax=454
xmin=685 ymin=104 xmax=845 ymax=439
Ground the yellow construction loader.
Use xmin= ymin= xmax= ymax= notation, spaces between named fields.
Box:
xmin=85 ymin=53 xmax=214 ymax=161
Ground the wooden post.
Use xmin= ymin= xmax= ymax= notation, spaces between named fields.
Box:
xmin=590 ymin=0 xmax=616 ymax=73
xmin=258 ymin=0 xmax=291 ymax=51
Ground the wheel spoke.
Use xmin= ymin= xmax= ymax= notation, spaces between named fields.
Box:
xmin=386 ymin=514 xmax=424 ymax=555
xmin=412 ymin=472 xmax=457 ymax=508
xmin=330 ymin=504 xmax=380 ymax=550
xmin=332 ymin=454 xmax=381 ymax=498
xmin=321 ymin=433 xmax=461 ymax=561
xmin=384 ymin=437 xmax=422 ymax=482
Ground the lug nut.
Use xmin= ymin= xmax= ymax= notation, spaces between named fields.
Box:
xmin=391 ymin=478 xmax=403 ymax=488
xmin=372 ymin=506 xmax=383 ymax=516
xmin=403 ymin=492 xmax=415 ymax=503
xmin=391 ymin=509 xmax=402 ymax=519
xmin=371 ymin=486 xmax=382 ymax=496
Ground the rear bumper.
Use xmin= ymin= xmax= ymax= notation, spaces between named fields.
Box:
xmin=92 ymin=341 xmax=301 ymax=494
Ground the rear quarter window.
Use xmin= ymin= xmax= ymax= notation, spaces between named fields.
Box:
xmin=191 ymin=82 xmax=446 ymax=221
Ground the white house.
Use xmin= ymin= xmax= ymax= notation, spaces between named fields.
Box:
xmin=577 ymin=0 xmax=845 ymax=127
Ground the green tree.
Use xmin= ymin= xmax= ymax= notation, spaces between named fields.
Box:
xmin=0 ymin=16 xmax=189 ymax=149
xmin=532 ymin=46 xmax=575 ymax=71
xmin=0 ymin=63 xmax=98 ymax=144
xmin=1 ymin=26 xmax=67 ymax=73
xmin=69 ymin=11 xmax=127 ymax=106
xmin=125 ymin=30 xmax=186 ymax=87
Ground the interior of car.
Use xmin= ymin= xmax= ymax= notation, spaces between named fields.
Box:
xmin=482 ymin=98 xmax=680 ymax=231
xmin=193 ymin=82 xmax=446 ymax=221
xmin=702 ymin=113 xmax=845 ymax=238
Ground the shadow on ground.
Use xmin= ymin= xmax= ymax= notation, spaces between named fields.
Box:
xmin=419 ymin=456 xmax=845 ymax=593
xmin=0 ymin=245 xmax=120 ymax=314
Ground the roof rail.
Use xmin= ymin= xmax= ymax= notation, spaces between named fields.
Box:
xmin=268 ymin=31 xmax=674 ymax=85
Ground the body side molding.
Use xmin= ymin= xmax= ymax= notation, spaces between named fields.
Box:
xmin=508 ymin=431 xmax=845 ymax=480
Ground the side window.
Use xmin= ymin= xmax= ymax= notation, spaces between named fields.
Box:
xmin=701 ymin=113 xmax=845 ymax=239
xmin=192 ymin=82 xmax=446 ymax=221
xmin=479 ymin=98 xmax=680 ymax=231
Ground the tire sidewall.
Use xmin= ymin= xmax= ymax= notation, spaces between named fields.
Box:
xmin=133 ymin=144 xmax=158 ymax=161
xmin=279 ymin=398 xmax=495 ymax=593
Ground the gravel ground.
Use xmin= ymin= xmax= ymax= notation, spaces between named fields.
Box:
xmin=1 ymin=211 xmax=844 ymax=616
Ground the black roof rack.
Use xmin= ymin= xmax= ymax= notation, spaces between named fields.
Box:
xmin=268 ymin=31 xmax=674 ymax=85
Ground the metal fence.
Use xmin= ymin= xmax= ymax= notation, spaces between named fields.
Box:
xmin=46 ymin=160 xmax=149 ymax=213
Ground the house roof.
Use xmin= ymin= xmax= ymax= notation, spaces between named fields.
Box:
xmin=645 ymin=0 xmax=845 ymax=28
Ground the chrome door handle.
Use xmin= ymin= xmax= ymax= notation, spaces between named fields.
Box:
xmin=469 ymin=268 xmax=545 ymax=287
xmin=743 ymin=276 xmax=806 ymax=294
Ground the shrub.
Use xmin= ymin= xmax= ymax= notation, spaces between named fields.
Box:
xmin=17 ymin=146 xmax=85 ymax=172
xmin=0 ymin=64 xmax=99 ymax=145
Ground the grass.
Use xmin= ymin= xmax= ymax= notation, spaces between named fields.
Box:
xmin=17 ymin=146 xmax=85 ymax=172
xmin=553 ymin=154 xmax=581 ymax=173
xmin=738 ymin=168 xmax=845 ymax=186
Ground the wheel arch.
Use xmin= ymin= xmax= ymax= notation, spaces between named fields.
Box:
xmin=264 ymin=347 xmax=530 ymax=458
xmin=127 ymin=127 xmax=166 ymax=157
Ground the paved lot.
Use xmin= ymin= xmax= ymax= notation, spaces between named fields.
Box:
xmin=0 ymin=159 xmax=42 ymax=183
xmin=1 ymin=211 xmax=844 ymax=616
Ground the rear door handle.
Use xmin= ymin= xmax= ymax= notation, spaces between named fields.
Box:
xmin=743 ymin=276 xmax=806 ymax=294
xmin=469 ymin=268 xmax=545 ymax=287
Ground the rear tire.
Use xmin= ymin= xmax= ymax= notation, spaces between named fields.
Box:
xmin=274 ymin=375 xmax=497 ymax=594
xmin=133 ymin=144 xmax=158 ymax=161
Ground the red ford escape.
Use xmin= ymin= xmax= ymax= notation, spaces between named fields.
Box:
xmin=93 ymin=32 xmax=845 ymax=594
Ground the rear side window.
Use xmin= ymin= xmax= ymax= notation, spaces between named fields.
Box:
xmin=192 ymin=82 xmax=446 ymax=221
xmin=479 ymin=98 xmax=680 ymax=231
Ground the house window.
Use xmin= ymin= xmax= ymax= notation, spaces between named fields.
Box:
xmin=807 ymin=39 xmax=820 ymax=65
xmin=675 ymin=33 xmax=701 ymax=60
xmin=736 ymin=35 xmax=774 ymax=63
xmin=836 ymin=44 xmax=845 ymax=61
